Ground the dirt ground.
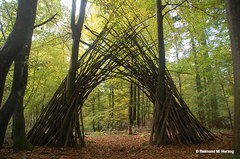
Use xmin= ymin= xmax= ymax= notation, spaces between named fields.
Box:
xmin=0 ymin=132 xmax=236 ymax=159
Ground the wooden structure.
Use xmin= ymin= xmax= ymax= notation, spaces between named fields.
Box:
xmin=27 ymin=10 xmax=217 ymax=147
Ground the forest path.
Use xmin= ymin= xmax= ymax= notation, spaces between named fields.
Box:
xmin=0 ymin=133 xmax=233 ymax=158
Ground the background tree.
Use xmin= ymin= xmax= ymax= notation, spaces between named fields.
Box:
xmin=224 ymin=0 xmax=240 ymax=155
xmin=0 ymin=0 xmax=38 ymax=149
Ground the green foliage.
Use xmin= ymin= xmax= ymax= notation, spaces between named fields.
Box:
xmin=163 ymin=0 xmax=233 ymax=126
xmin=1 ymin=0 xmax=233 ymax=134
xmin=82 ymin=78 xmax=130 ymax=130
xmin=0 ymin=0 xmax=17 ymax=43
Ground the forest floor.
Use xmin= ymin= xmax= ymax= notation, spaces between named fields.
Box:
xmin=0 ymin=131 xmax=237 ymax=159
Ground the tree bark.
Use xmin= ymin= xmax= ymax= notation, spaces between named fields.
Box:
xmin=142 ymin=91 xmax=145 ymax=126
xmin=92 ymin=94 xmax=95 ymax=131
xmin=11 ymin=25 xmax=36 ymax=150
xmin=0 ymin=0 xmax=37 ymax=149
xmin=60 ymin=0 xmax=87 ymax=147
xmin=150 ymin=0 xmax=170 ymax=146
xmin=156 ymin=0 xmax=166 ymax=103
xmin=66 ymin=0 xmax=87 ymax=100
xmin=224 ymin=0 xmax=240 ymax=155
xmin=176 ymin=46 xmax=182 ymax=94
xmin=0 ymin=0 xmax=37 ymax=106
xmin=191 ymin=37 xmax=205 ymax=124
xmin=108 ymin=88 xmax=111 ymax=129
xmin=129 ymin=82 xmax=133 ymax=126
xmin=133 ymin=84 xmax=136 ymax=124
xmin=97 ymin=88 xmax=100 ymax=130
xmin=137 ymin=86 xmax=140 ymax=126
xmin=111 ymin=88 xmax=114 ymax=128
xmin=12 ymin=99 xmax=33 ymax=151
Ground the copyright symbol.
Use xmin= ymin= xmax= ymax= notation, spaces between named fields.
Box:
xmin=196 ymin=150 xmax=199 ymax=153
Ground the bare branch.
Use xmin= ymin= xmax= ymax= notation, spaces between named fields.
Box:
xmin=34 ymin=13 xmax=58 ymax=29
xmin=0 ymin=22 xmax=6 ymax=41
xmin=190 ymin=5 xmax=214 ymax=18
xmin=163 ymin=0 xmax=188 ymax=17
xmin=80 ymin=39 xmax=91 ymax=46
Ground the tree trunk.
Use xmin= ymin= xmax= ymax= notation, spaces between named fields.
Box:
xmin=92 ymin=94 xmax=95 ymax=131
xmin=133 ymin=84 xmax=136 ymax=124
xmin=201 ymin=34 xmax=221 ymax=128
xmin=224 ymin=0 xmax=240 ymax=155
xmin=97 ymin=89 xmax=100 ymax=130
xmin=150 ymin=0 xmax=170 ymax=146
xmin=147 ymin=99 xmax=150 ymax=119
xmin=0 ymin=0 xmax=37 ymax=106
xmin=111 ymin=88 xmax=114 ymax=128
xmin=0 ymin=0 xmax=37 ymax=149
xmin=141 ymin=91 xmax=144 ymax=126
xmin=176 ymin=49 xmax=182 ymax=94
xmin=129 ymin=82 xmax=133 ymax=126
xmin=204 ymin=77 xmax=211 ymax=128
xmin=218 ymin=73 xmax=233 ymax=129
xmin=191 ymin=37 xmax=205 ymax=124
xmin=11 ymin=26 xmax=36 ymax=150
xmin=137 ymin=86 xmax=140 ymax=126
xmin=107 ymin=88 xmax=111 ymax=129
xmin=66 ymin=0 xmax=86 ymax=100
xmin=12 ymin=99 xmax=33 ymax=151
xmin=61 ymin=0 xmax=87 ymax=147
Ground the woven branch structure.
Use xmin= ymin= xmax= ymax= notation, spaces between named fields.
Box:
xmin=27 ymin=8 xmax=217 ymax=147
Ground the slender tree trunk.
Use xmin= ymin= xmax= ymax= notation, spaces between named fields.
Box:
xmin=108 ymin=88 xmax=111 ymax=129
xmin=133 ymin=84 xmax=136 ymax=124
xmin=92 ymin=94 xmax=95 ymax=131
xmin=191 ymin=37 xmax=205 ymax=124
xmin=141 ymin=91 xmax=144 ymax=126
xmin=204 ymin=77 xmax=211 ymax=128
xmin=218 ymin=73 xmax=233 ymax=129
xmin=201 ymin=35 xmax=221 ymax=128
xmin=137 ymin=86 xmax=140 ymax=126
xmin=176 ymin=50 xmax=182 ymax=94
xmin=129 ymin=82 xmax=133 ymax=126
xmin=97 ymin=89 xmax=100 ymax=130
xmin=146 ymin=99 xmax=150 ymax=119
xmin=155 ymin=0 xmax=166 ymax=103
xmin=196 ymin=73 xmax=205 ymax=124
xmin=111 ymin=88 xmax=114 ymax=128
xmin=0 ymin=0 xmax=37 ymax=149
xmin=60 ymin=0 xmax=87 ymax=147
xmin=224 ymin=0 xmax=240 ymax=155
xmin=150 ymin=0 xmax=170 ymax=146
xmin=66 ymin=0 xmax=86 ymax=100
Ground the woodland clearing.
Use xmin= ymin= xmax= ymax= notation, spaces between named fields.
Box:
xmin=0 ymin=132 xmax=234 ymax=159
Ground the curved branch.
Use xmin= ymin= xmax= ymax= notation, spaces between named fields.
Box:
xmin=0 ymin=22 xmax=6 ymax=41
xmin=34 ymin=13 xmax=58 ymax=29
xmin=163 ymin=0 xmax=188 ymax=17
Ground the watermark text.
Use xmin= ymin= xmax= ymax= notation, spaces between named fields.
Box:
xmin=196 ymin=149 xmax=234 ymax=154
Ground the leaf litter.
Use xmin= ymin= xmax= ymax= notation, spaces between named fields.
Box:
xmin=0 ymin=132 xmax=234 ymax=158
